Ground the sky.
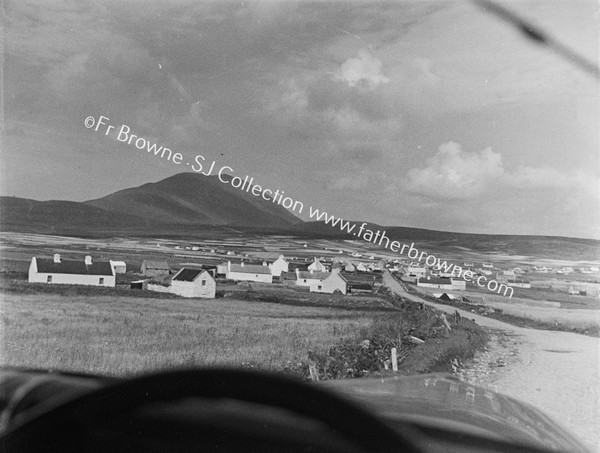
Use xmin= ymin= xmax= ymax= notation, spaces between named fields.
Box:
xmin=2 ymin=0 xmax=599 ymax=239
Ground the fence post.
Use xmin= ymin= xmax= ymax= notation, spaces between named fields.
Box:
xmin=308 ymin=364 xmax=319 ymax=381
xmin=391 ymin=347 xmax=398 ymax=372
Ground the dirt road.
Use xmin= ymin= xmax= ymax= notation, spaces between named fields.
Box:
xmin=383 ymin=272 xmax=600 ymax=451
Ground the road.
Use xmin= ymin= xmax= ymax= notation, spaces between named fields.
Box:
xmin=383 ymin=271 xmax=600 ymax=452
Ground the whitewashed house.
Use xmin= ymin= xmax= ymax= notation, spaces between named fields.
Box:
xmin=147 ymin=269 xmax=216 ymax=298
xmin=497 ymin=270 xmax=516 ymax=281
xmin=29 ymin=254 xmax=115 ymax=287
xmin=355 ymin=262 xmax=368 ymax=272
xmin=295 ymin=269 xmax=329 ymax=287
xmin=417 ymin=276 xmax=465 ymax=291
xmin=269 ymin=255 xmax=289 ymax=277
xmin=170 ymin=269 xmax=216 ymax=298
xmin=407 ymin=266 xmax=427 ymax=278
xmin=110 ymin=260 xmax=127 ymax=274
xmin=310 ymin=269 xmax=348 ymax=295
xmin=226 ymin=261 xmax=273 ymax=283
xmin=506 ymin=279 xmax=531 ymax=289
xmin=344 ymin=262 xmax=356 ymax=272
xmin=308 ymin=258 xmax=326 ymax=273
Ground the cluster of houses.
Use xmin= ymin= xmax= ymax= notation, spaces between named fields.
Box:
xmin=27 ymin=252 xmax=599 ymax=301
xmin=27 ymin=253 xmax=383 ymax=300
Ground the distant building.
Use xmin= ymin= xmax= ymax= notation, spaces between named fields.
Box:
xmin=29 ymin=254 xmax=115 ymax=287
xmin=269 ymin=255 xmax=289 ymax=277
xmin=434 ymin=292 xmax=457 ymax=301
xmin=344 ymin=262 xmax=356 ymax=272
xmin=417 ymin=276 xmax=465 ymax=291
xmin=226 ymin=261 xmax=272 ymax=283
xmin=308 ymin=258 xmax=326 ymax=273
xmin=354 ymin=262 xmax=368 ymax=272
xmin=310 ymin=269 xmax=348 ymax=295
xmin=407 ymin=266 xmax=426 ymax=278
xmin=141 ymin=260 xmax=170 ymax=277
xmin=331 ymin=261 xmax=344 ymax=271
xmin=497 ymin=270 xmax=516 ymax=281
xmin=110 ymin=260 xmax=127 ymax=274
xmin=506 ymin=279 xmax=531 ymax=289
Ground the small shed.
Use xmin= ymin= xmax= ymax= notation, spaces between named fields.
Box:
xmin=110 ymin=260 xmax=127 ymax=274
xmin=141 ymin=260 xmax=170 ymax=277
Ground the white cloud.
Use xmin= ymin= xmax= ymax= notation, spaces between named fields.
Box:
xmin=405 ymin=141 xmax=599 ymax=200
xmin=405 ymin=142 xmax=504 ymax=199
xmin=334 ymin=49 xmax=390 ymax=89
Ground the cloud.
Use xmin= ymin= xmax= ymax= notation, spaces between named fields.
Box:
xmin=405 ymin=141 xmax=599 ymax=200
xmin=333 ymin=49 xmax=390 ymax=89
xmin=405 ymin=142 xmax=504 ymax=199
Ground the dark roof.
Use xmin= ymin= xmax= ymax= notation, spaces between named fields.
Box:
xmin=173 ymin=268 xmax=203 ymax=282
xmin=35 ymin=258 xmax=113 ymax=276
xmin=341 ymin=272 xmax=381 ymax=284
xmin=419 ymin=277 xmax=453 ymax=285
xmin=348 ymin=283 xmax=373 ymax=290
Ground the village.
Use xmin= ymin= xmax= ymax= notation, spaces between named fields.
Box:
xmin=23 ymin=234 xmax=600 ymax=306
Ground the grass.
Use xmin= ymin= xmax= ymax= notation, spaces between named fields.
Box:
xmin=0 ymin=293 xmax=369 ymax=377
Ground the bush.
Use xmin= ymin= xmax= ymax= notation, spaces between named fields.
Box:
xmin=309 ymin=308 xmax=488 ymax=380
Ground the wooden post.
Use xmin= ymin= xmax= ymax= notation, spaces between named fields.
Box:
xmin=391 ymin=348 xmax=398 ymax=372
xmin=308 ymin=364 xmax=319 ymax=381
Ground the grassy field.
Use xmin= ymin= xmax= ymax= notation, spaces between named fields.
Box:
xmin=0 ymin=293 xmax=371 ymax=377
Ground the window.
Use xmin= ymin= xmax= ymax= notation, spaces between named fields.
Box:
xmin=99 ymin=278 xmax=104 ymax=284
xmin=47 ymin=275 xmax=52 ymax=283
xmin=201 ymin=280 xmax=206 ymax=286
xmin=318 ymin=285 xmax=322 ymax=290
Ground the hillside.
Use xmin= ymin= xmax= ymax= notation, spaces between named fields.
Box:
xmin=0 ymin=197 xmax=146 ymax=234
xmin=85 ymin=173 xmax=302 ymax=228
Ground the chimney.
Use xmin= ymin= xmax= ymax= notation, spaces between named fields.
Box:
xmin=53 ymin=253 xmax=61 ymax=263
xmin=262 ymin=261 xmax=267 ymax=267
xmin=227 ymin=261 xmax=231 ymax=272
xmin=240 ymin=261 xmax=244 ymax=267
xmin=84 ymin=255 xmax=92 ymax=265
xmin=295 ymin=268 xmax=300 ymax=278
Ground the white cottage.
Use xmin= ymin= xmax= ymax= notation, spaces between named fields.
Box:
xmin=308 ymin=258 xmax=326 ymax=273
xmin=310 ymin=269 xmax=348 ymax=295
xmin=29 ymin=254 xmax=115 ymax=287
xmin=295 ymin=269 xmax=329 ymax=287
xmin=269 ymin=255 xmax=289 ymax=277
xmin=170 ymin=268 xmax=216 ymax=298
xmin=226 ymin=261 xmax=273 ymax=283
xmin=417 ymin=276 xmax=466 ymax=291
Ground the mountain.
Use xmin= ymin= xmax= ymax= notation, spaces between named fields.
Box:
xmin=0 ymin=173 xmax=302 ymax=235
xmin=85 ymin=173 xmax=302 ymax=228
